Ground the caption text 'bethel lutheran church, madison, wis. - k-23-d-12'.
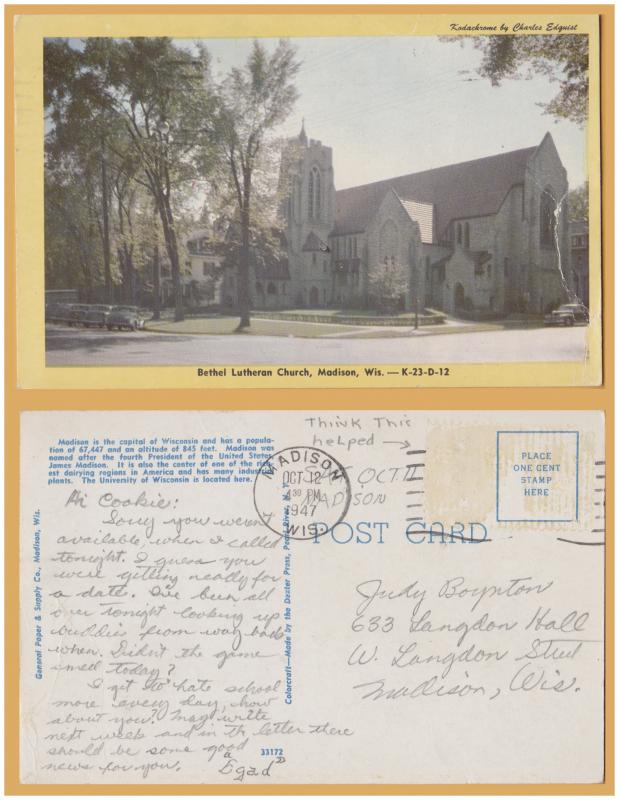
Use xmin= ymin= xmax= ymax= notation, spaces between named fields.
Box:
xmin=212 ymin=123 xmax=572 ymax=317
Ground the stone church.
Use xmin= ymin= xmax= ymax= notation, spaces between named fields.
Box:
xmin=259 ymin=123 xmax=570 ymax=316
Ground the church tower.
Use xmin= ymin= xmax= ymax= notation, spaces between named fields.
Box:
xmin=278 ymin=122 xmax=335 ymax=307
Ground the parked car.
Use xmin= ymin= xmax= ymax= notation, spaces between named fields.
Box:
xmin=67 ymin=303 xmax=91 ymax=327
xmin=544 ymin=303 xmax=589 ymax=326
xmin=106 ymin=306 xmax=145 ymax=331
xmin=45 ymin=303 xmax=66 ymax=323
xmin=83 ymin=305 xmax=114 ymax=328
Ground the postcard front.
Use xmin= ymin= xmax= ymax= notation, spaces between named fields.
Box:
xmin=11 ymin=10 xmax=604 ymax=389
xmin=19 ymin=410 xmax=605 ymax=785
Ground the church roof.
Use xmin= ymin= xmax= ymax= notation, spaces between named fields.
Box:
xmin=399 ymin=199 xmax=434 ymax=244
xmin=332 ymin=145 xmax=537 ymax=239
xmin=302 ymin=231 xmax=331 ymax=252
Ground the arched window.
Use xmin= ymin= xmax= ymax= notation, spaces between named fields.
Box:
xmin=308 ymin=170 xmax=314 ymax=218
xmin=540 ymin=188 xmax=557 ymax=247
xmin=457 ymin=223 xmax=462 ymax=244
xmin=267 ymin=282 xmax=277 ymax=295
xmin=308 ymin=166 xmax=321 ymax=219
xmin=464 ymin=222 xmax=470 ymax=249
xmin=379 ymin=219 xmax=399 ymax=265
xmin=255 ymin=281 xmax=264 ymax=295
xmin=408 ymin=240 xmax=417 ymax=267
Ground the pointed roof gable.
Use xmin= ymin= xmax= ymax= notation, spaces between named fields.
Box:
xmin=399 ymin=198 xmax=434 ymax=244
xmin=302 ymin=231 xmax=330 ymax=252
xmin=332 ymin=144 xmax=537 ymax=239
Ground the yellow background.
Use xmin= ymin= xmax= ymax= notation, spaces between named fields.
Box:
xmin=5 ymin=4 xmax=614 ymax=795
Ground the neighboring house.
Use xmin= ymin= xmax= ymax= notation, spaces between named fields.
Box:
xmin=182 ymin=230 xmax=225 ymax=306
xmin=156 ymin=230 xmax=225 ymax=307
xmin=158 ymin=227 xmax=290 ymax=311
xmin=277 ymin=123 xmax=572 ymax=315
xmin=570 ymin=220 xmax=589 ymax=308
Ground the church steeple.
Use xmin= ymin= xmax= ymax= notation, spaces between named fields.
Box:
xmin=279 ymin=120 xmax=334 ymax=241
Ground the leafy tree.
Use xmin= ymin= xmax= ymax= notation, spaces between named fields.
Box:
xmin=44 ymin=168 xmax=105 ymax=297
xmin=44 ymin=39 xmax=117 ymax=299
xmin=45 ymin=38 xmax=217 ymax=320
xmin=219 ymin=219 xmax=288 ymax=308
xmin=86 ymin=38 xmax=217 ymax=321
xmin=213 ymin=40 xmax=300 ymax=329
xmin=368 ymin=260 xmax=409 ymax=313
xmin=568 ymin=181 xmax=589 ymax=222
xmin=443 ymin=34 xmax=588 ymax=125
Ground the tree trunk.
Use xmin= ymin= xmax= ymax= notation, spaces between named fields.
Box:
xmin=119 ymin=244 xmax=135 ymax=304
xmin=125 ymin=246 xmax=135 ymax=305
xmin=158 ymin=193 xmax=184 ymax=322
xmin=117 ymin=246 xmax=127 ymax=301
xmin=237 ymin=174 xmax=252 ymax=330
xmin=116 ymin=194 xmax=135 ymax=305
xmin=152 ymin=244 xmax=161 ymax=320
xmin=100 ymin=137 xmax=113 ymax=303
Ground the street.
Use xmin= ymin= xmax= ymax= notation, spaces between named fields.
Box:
xmin=45 ymin=323 xmax=588 ymax=366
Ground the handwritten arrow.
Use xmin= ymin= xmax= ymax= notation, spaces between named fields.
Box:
xmin=383 ymin=440 xmax=411 ymax=449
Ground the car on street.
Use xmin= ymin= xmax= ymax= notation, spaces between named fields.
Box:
xmin=544 ymin=303 xmax=589 ymax=327
xmin=67 ymin=303 xmax=91 ymax=327
xmin=83 ymin=305 xmax=114 ymax=328
xmin=106 ymin=305 xmax=146 ymax=331
xmin=45 ymin=303 xmax=70 ymax=324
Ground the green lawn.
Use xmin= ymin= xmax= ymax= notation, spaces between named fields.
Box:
xmin=257 ymin=308 xmax=422 ymax=319
xmin=145 ymin=311 xmax=531 ymax=339
xmin=146 ymin=316 xmax=366 ymax=338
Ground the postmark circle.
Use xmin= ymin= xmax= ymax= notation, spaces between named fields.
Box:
xmin=253 ymin=446 xmax=351 ymax=540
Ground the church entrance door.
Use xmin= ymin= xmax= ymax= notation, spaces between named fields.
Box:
xmin=309 ymin=286 xmax=320 ymax=307
xmin=454 ymin=282 xmax=465 ymax=311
